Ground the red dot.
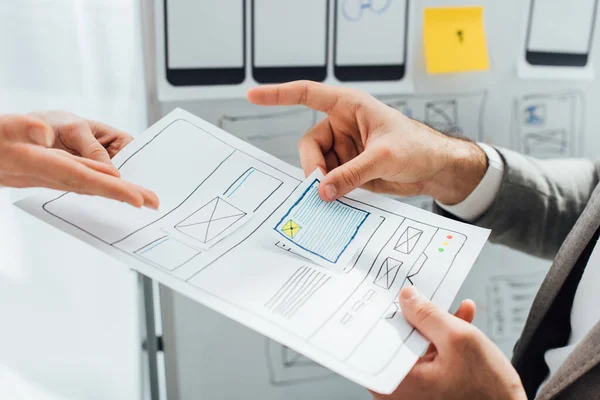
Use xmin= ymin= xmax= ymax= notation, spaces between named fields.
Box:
xmin=447 ymin=235 xmax=453 ymax=239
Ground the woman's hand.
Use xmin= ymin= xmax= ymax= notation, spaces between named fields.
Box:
xmin=0 ymin=111 xmax=159 ymax=209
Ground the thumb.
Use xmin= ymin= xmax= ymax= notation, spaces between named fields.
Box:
xmin=0 ymin=114 xmax=54 ymax=147
xmin=399 ymin=286 xmax=457 ymax=344
xmin=319 ymin=147 xmax=385 ymax=201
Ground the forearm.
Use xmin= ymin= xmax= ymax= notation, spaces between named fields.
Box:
xmin=432 ymin=145 xmax=600 ymax=259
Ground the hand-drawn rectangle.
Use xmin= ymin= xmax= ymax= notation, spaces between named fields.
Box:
xmin=425 ymin=99 xmax=458 ymax=131
xmin=373 ymin=257 xmax=403 ymax=290
xmin=274 ymin=179 xmax=370 ymax=263
xmin=134 ymin=235 xmax=200 ymax=271
xmin=394 ymin=226 xmax=423 ymax=254
xmin=223 ymin=167 xmax=283 ymax=211
xmin=175 ymin=196 xmax=246 ymax=244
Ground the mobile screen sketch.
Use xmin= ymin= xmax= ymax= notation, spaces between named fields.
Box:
xmin=334 ymin=0 xmax=408 ymax=81
xmin=164 ymin=0 xmax=246 ymax=85
xmin=17 ymin=109 xmax=489 ymax=394
xmin=274 ymin=179 xmax=369 ymax=263
xmin=526 ymin=0 xmax=598 ymax=67
xmin=252 ymin=0 xmax=328 ymax=83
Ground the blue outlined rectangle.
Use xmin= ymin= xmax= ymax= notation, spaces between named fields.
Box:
xmin=274 ymin=179 xmax=370 ymax=263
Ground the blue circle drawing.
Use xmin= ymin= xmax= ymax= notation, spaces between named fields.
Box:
xmin=341 ymin=0 xmax=393 ymax=22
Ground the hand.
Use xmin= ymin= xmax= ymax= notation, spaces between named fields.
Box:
xmin=248 ymin=81 xmax=487 ymax=205
xmin=0 ymin=112 xmax=159 ymax=209
xmin=371 ymin=287 xmax=526 ymax=400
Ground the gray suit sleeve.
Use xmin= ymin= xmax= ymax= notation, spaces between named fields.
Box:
xmin=434 ymin=147 xmax=600 ymax=259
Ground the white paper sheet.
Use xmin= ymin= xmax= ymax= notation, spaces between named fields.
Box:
xmin=16 ymin=109 xmax=490 ymax=394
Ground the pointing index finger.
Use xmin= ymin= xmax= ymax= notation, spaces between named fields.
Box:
xmin=247 ymin=81 xmax=344 ymax=114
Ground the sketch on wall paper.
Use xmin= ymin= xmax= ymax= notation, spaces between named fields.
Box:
xmin=512 ymin=91 xmax=584 ymax=159
xmin=341 ymin=0 xmax=393 ymax=21
xmin=218 ymin=108 xmax=318 ymax=168
xmin=265 ymin=339 xmax=337 ymax=386
xmin=379 ymin=91 xmax=488 ymax=142
xmin=487 ymin=273 xmax=545 ymax=343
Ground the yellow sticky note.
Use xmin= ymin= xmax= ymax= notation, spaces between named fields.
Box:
xmin=424 ymin=7 xmax=490 ymax=74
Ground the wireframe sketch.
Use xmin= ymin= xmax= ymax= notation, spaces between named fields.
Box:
xmin=20 ymin=109 xmax=490 ymax=394
xmin=380 ymin=91 xmax=487 ymax=141
xmin=265 ymin=266 xmax=331 ymax=319
xmin=134 ymin=235 xmax=200 ymax=271
xmin=512 ymin=91 xmax=584 ymax=159
xmin=395 ymin=227 xmax=423 ymax=254
xmin=406 ymin=253 xmax=428 ymax=285
xmin=223 ymin=167 xmax=283 ymax=212
xmin=424 ymin=99 xmax=459 ymax=134
xmin=374 ymin=257 xmax=403 ymax=289
xmin=274 ymin=179 xmax=370 ymax=264
xmin=219 ymin=108 xmax=318 ymax=168
xmin=265 ymin=339 xmax=336 ymax=386
xmin=487 ymin=273 xmax=545 ymax=343
xmin=175 ymin=196 xmax=246 ymax=244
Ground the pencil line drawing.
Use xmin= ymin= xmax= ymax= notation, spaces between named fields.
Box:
xmin=175 ymin=196 xmax=246 ymax=244
xmin=512 ymin=91 xmax=584 ymax=159
xmin=487 ymin=273 xmax=545 ymax=342
xmin=223 ymin=167 xmax=284 ymax=212
xmin=381 ymin=91 xmax=488 ymax=142
xmin=274 ymin=179 xmax=370 ymax=263
xmin=265 ymin=266 xmax=331 ymax=319
xmin=264 ymin=339 xmax=336 ymax=386
xmin=134 ymin=235 xmax=201 ymax=272
xmin=424 ymin=99 xmax=460 ymax=134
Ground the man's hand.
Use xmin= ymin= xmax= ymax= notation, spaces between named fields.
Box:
xmin=248 ymin=81 xmax=487 ymax=205
xmin=0 ymin=112 xmax=159 ymax=209
xmin=371 ymin=287 xmax=526 ymax=400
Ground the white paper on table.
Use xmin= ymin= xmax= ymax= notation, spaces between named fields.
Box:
xmin=15 ymin=108 xmax=490 ymax=394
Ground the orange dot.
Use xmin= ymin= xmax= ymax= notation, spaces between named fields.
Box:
xmin=442 ymin=241 xmax=449 ymax=246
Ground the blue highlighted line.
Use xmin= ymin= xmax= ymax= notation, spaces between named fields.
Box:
xmin=227 ymin=169 xmax=255 ymax=198
xmin=139 ymin=237 xmax=169 ymax=255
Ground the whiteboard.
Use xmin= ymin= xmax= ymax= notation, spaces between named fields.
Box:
xmin=155 ymin=0 xmax=414 ymax=100
xmin=153 ymin=0 xmax=600 ymax=398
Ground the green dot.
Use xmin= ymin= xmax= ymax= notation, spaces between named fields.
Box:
xmin=438 ymin=248 xmax=444 ymax=252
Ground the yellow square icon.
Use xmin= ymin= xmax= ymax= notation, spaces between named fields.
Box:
xmin=424 ymin=6 xmax=490 ymax=74
xmin=281 ymin=220 xmax=301 ymax=239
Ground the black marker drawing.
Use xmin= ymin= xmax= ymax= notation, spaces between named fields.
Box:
xmin=407 ymin=253 xmax=428 ymax=285
xmin=373 ymin=257 xmax=403 ymax=289
xmin=395 ymin=227 xmax=423 ymax=254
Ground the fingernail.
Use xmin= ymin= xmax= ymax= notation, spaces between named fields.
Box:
xmin=401 ymin=286 xmax=420 ymax=301
xmin=28 ymin=127 xmax=51 ymax=147
xmin=324 ymin=184 xmax=337 ymax=200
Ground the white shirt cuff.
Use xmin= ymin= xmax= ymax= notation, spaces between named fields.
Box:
xmin=436 ymin=143 xmax=504 ymax=222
